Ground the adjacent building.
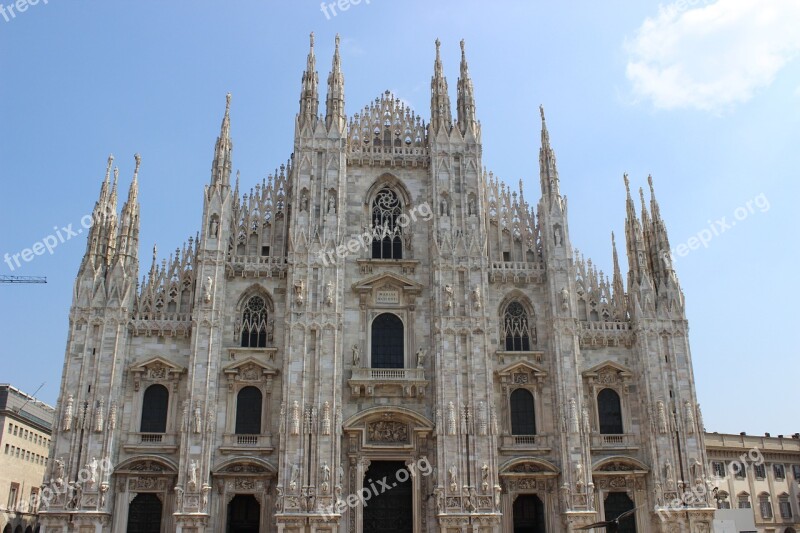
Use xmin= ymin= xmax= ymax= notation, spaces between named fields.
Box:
xmin=38 ymin=34 xmax=789 ymax=533
xmin=0 ymin=384 xmax=55 ymax=533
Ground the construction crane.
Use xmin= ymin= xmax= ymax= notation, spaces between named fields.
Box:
xmin=0 ymin=275 xmax=47 ymax=284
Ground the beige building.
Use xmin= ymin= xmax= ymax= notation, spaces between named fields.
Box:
xmin=37 ymin=35 xmax=770 ymax=533
xmin=707 ymin=432 xmax=800 ymax=533
xmin=0 ymin=384 xmax=55 ymax=533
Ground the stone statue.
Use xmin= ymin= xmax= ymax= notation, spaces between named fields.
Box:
xmin=188 ymin=459 xmax=198 ymax=489
xmin=444 ymin=284 xmax=454 ymax=309
xmin=352 ymin=344 xmax=361 ymax=366
xmin=300 ymin=191 xmax=309 ymax=212
xmin=416 ymin=347 xmax=426 ymax=368
xmin=53 ymin=457 xmax=65 ymax=483
xmin=321 ymin=462 xmax=331 ymax=482
xmin=560 ymin=287 xmax=569 ymax=311
xmin=468 ymin=197 xmax=477 ymax=216
xmin=554 ymin=226 xmax=562 ymax=246
xmin=448 ymin=465 xmax=458 ymax=492
xmin=337 ymin=465 xmax=344 ymax=487
xmin=472 ymin=285 xmax=482 ymax=310
xmin=325 ymin=281 xmax=334 ymax=305
xmin=203 ymin=276 xmax=213 ymax=303
xmin=194 ymin=403 xmax=202 ymax=433
xmin=481 ymin=463 xmax=490 ymax=492
xmin=209 ymin=216 xmax=219 ymax=238
xmin=63 ymin=394 xmax=74 ymax=432
xmin=87 ymin=457 xmax=98 ymax=484
xmin=290 ymin=463 xmax=300 ymax=491
xmin=327 ymin=195 xmax=336 ymax=214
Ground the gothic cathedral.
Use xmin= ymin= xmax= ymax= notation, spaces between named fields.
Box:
xmin=40 ymin=35 xmax=715 ymax=533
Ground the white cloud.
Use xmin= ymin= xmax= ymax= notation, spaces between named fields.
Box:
xmin=625 ymin=0 xmax=800 ymax=112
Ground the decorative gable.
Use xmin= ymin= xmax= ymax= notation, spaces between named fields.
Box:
xmin=129 ymin=357 xmax=186 ymax=391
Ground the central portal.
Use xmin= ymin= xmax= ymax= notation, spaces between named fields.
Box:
xmin=227 ymin=494 xmax=260 ymax=533
xmin=362 ymin=461 xmax=413 ymax=533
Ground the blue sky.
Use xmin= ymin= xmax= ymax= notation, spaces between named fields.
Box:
xmin=0 ymin=1 xmax=797 ymax=435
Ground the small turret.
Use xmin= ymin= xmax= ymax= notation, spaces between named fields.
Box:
xmin=456 ymin=39 xmax=477 ymax=136
xmin=325 ymin=34 xmax=346 ymax=133
xmin=430 ymin=39 xmax=452 ymax=133
xmin=211 ymin=94 xmax=233 ymax=188
xmin=299 ymin=32 xmax=319 ymax=127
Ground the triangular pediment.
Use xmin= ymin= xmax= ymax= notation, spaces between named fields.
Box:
xmin=222 ymin=357 xmax=278 ymax=377
xmin=496 ymin=360 xmax=547 ymax=378
xmin=352 ymin=271 xmax=423 ymax=294
xmin=129 ymin=356 xmax=185 ymax=376
xmin=582 ymin=360 xmax=633 ymax=379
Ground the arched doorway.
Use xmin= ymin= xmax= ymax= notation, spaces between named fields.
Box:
xmin=513 ymin=494 xmax=546 ymax=532
xmin=362 ymin=461 xmax=412 ymax=533
xmin=227 ymin=494 xmax=260 ymax=533
xmin=126 ymin=493 xmax=163 ymax=533
xmin=604 ymin=492 xmax=636 ymax=533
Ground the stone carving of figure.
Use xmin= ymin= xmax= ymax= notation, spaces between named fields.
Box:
xmin=440 ymin=197 xmax=449 ymax=216
xmin=560 ymin=287 xmax=569 ymax=311
xmin=327 ymin=195 xmax=336 ymax=214
xmin=337 ymin=465 xmax=344 ymax=487
xmin=290 ymin=463 xmax=300 ymax=491
xmin=657 ymin=401 xmax=668 ymax=434
xmin=481 ymin=463 xmax=490 ymax=492
xmin=569 ymin=398 xmax=580 ymax=433
xmin=690 ymin=457 xmax=702 ymax=485
xmin=447 ymin=402 xmax=457 ymax=436
xmin=448 ymin=465 xmax=458 ymax=492
xmin=325 ymin=281 xmax=334 ymax=306
xmin=63 ymin=394 xmax=74 ymax=431
xmin=468 ymin=196 xmax=477 ymax=216
xmin=352 ymin=344 xmax=361 ymax=366
xmin=294 ymin=281 xmax=304 ymax=306
xmin=685 ymin=401 xmax=696 ymax=433
xmin=321 ymin=462 xmax=330 ymax=482
xmin=582 ymin=407 xmax=591 ymax=435
xmin=416 ymin=347 xmax=426 ymax=368
xmin=209 ymin=216 xmax=219 ymax=238
xmin=471 ymin=285 xmax=482 ymax=310
xmin=203 ymin=276 xmax=213 ymax=303
xmin=194 ymin=403 xmax=202 ymax=434
xmin=664 ymin=461 xmax=674 ymax=488
xmin=444 ymin=284 xmax=454 ymax=309
xmin=174 ymin=486 xmax=184 ymax=511
xmin=53 ymin=457 xmax=65 ymax=483
xmin=494 ymin=484 xmax=502 ymax=510
xmin=300 ymin=191 xmax=309 ymax=212
xmin=188 ymin=459 xmax=198 ymax=489
xmin=87 ymin=457 xmax=98 ymax=484
xmin=267 ymin=318 xmax=275 ymax=342
xmin=554 ymin=226 xmax=562 ymax=246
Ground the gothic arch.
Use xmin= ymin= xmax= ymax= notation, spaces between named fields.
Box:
xmin=498 ymin=292 xmax=537 ymax=350
xmin=212 ymin=457 xmax=277 ymax=476
xmin=364 ymin=173 xmax=412 ymax=208
xmin=235 ymin=285 xmax=276 ymax=314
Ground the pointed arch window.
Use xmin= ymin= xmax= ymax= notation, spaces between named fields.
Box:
xmin=235 ymin=386 xmax=262 ymax=435
xmin=240 ymin=295 xmax=268 ymax=348
xmin=140 ymin=384 xmax=169 ymax=433
xmin=371 ymin=313 xmax=404 ymax=368
xmin=371 ymin=188 xmax=403 ymax=259
xmin=502 ymin=301 xmax=534 ymax=351
xmin=597 ymin=388 xmax=623 ymax=434
xmin=510 ymin=389 xmax=536 ymax=435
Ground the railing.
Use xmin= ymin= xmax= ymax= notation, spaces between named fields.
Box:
xmin=580 ymin=321 xmax=630 ymax=332
xmin=351 ymin=368 xmax=426 ymax=381
xmin=221 ymin=433 xmax=273 ymax=449
xmin=500 ymin=434 xmax=551 ymax=450
xmin=140 ymin=433 xmax=163 ymax=443
xmin=514 ymin=435 xmax=538 ymax=445
xmin=125 ymin=433 xmax=177 ymax=450
xmin=591 ymin=433 xmax=636 ymax=448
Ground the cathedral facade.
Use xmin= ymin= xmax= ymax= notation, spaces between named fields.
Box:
xmin=40 ymin=35 xmax=716 ymax=533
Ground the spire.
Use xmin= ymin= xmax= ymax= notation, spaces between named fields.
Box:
xmin=325 ymin=33 xmax=346 ymax=132
xmin=538 ymin=105 xmax=561 ymax=201
xmin=611 ymin=232 xmax=626 ymax=316
xmin=430 ymin=38 xmax=452 ymax=133
xmin=623 ymin=173 xmax=649 ymax=288
xmin=118 ymin=154 xmax=141 ymax=264
xmin=456 ymin=39 xmax=477 ymax=135
xmin=84 ymin=155 xmax=115 ymax=267
xmin=211 ymin=93 xmax=233 ymax=187
xmin=647 ymin=175 xmax=677 ymax=285
xmin=299 ymin=32 xmax=319 ymax=126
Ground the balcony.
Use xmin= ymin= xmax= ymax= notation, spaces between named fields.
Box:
xmin=488 ymin=261 xmax=546 ymax=284
xmin=219 ymin=433 xmax=274 ymax=455
xmin=123 ymin=433 xmax=178 ymax=453
xmin=349 ymin=367 xmax=428 ymax=398
xmin=591 ymin=433 xmax=638 ymax=450
xmin=499 ymin=434 xmax=552 ymax=453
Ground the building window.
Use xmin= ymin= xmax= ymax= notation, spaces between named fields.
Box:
xmin=597 ymin=388 xmax=624 ymax=434
xmin=371 ymin=187 xmax=403 ymax=259
xmin=29 ymin=488 xmax=39 ymax=513
xmin=371 ymin=313 xmax=404 ymax=368
xmin=235 ymin=386 xmax=263 ymax=435
xmin=734 ymin=462 xmax=747 ymax=479
xmin=759 ymin=494 xmax=773 ymax=519
xmin=502 ymin=301 xmax=534 ymax=351
xmin=779 ymin=495 xmax=792 ymax=519
xmin=510 ymin=389 xmax=536 ymax=435
xmin=240 ymin=295 xmax=269 ymax=348
xmin=7 ymin=482 xmax=19 ymax=510
xmin=140 ymin=384 xmax=169 ymax=433
xmin=754 ymin=463 xmax=767 ymax=479
xmin=712 ymin=461 xmax=726 ymax=478
xmin=737 ymin=493 xmax=751 ymax=509
xmin=773 ymin=464 xmax=785 ymax=480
